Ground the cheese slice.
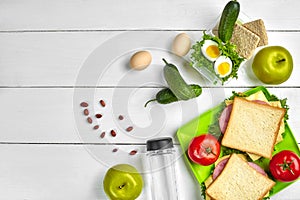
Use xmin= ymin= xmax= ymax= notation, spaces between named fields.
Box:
xmin=225 ymin=90 xmax=268 ymax=105
xmin=248 ymin=153 xmax=261 ymax=161
xmin=245 ymin=90 xmax=269 ymax=102
xmin=204 ymin=175 xmax=213 ymax=200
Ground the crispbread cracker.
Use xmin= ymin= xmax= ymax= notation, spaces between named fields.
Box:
xmin=230 ymin=24 xmax=260 ymax=59
xmin=222 ymin=97 xmax=285 ymax=159
xmin=206 ymin=154 xmax=275 ymax=200
xmin=243 ymin=19 xmax=268 ymax=46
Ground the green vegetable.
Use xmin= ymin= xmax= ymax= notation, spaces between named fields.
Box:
xmin=191 ymin=32 xmax=244 ymax=84
xmin=268 ymin=95 xmax=289 ymax=120
xmin=162 ymin=59 xmax=179 ymax=71
xmin=218 ymin=0 xmax=240 ymax=42
xmin=200 ymin=182 xmax=207 ymax=200
xmin=221 ymin=146 xmax=247 ymax=158
xmin=227 ymin=91 xmax=248 ymax=100
xmin=144 ymin=84 xmax=202 ymax=107
xmin=163 ymin=59 xmax=196 ymax=100
xmin=208 ymin=102 xmax=226 ymax=139
xmin=262 ymin=188 xmax=273 ymax=200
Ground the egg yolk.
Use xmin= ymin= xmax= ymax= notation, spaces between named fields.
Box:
xmin=218 ymin=62 xmax=230 ymax=75
xmin=206 ymin=45 xmax=220 ymax=58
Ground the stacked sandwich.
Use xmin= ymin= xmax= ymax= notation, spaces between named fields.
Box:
xmin=205 ymin=94 xmax=286 ymax=200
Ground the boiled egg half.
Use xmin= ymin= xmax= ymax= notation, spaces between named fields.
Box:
xmin=201 ymin=40 xmax=221 ymax=61
xmin=214 ymin=56 xmax=232 ymax=78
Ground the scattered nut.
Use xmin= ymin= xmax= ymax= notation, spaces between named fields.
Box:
xmin=100 ymin=100 xmax=106 ymax=107
xmin=95 ymin=114 xmax=102 ymax=118
xmin=80 ymin=102 xmax=89 ymax=107
xmin=112 ymin=148 xmax=118 ymax=153
xmin=129 ymin=150 xmax=137 ymax=155
xmin=87 ymin=117 xmax=93 ymax=124
xmin=100 ymin=132 xmax=106 ymax=138
xmin=83 ymin=109 xmax=89 ymax=116
xmin=126 ymin=126 xmax=133 ymax=132
xmin=93 ymin=125 xmax=99 ymax=130
xmin=110 ymin=130 xmax=117 ymax=137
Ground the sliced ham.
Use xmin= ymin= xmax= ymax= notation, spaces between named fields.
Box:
xmin=251 ymin=100 xmax=269 ymax=105
xmin=212 ymin=157 xmax=267 ymax=180
xmin=247 ymin=162 xmax=267 ymax=176
xmin=218 ymin=104 xmax=233 ymax=134
xmin=212 ymin=158 xmax=229 ymax=180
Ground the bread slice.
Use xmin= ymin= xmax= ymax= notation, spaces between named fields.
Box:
xmin=243 ymin=19 xmax=268 ymax=46
xmin=223 ymin=92 xmax=285 ymax=161
xmin=206 ymin=154 xmax=275 ymax=200
xmin=230 ymin=24 xmax=260 ymax=59
xmin=222 ymin=97 xmax=285 ymax=159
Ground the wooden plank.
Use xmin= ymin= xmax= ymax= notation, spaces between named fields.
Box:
xmin=0 ymin=144 xmax=298 ymax=199
xmin=1 ymin=87 xmax=299 ymax=143
xmin=0 ymin=0 xmax=299 ymax=31
xmin=0 ymin=144 xmax=202 ymax=200
xmin=0 ymin=31 xmax=299 ymax=87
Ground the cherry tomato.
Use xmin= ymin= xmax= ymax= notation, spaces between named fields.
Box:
xmin=188 ymin=134 xmax=220 ymax=166
xmin=269 ymin=150 xmax=300 ymax=182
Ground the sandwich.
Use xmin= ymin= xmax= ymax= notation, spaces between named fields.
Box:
xmin=225 ymin=91 xmax=285 ymax=142
xmin=199 ymin=90 xmax=289 ymax=200
xmin=221 ymin=97 xmax=286 ymax=159
xmin=206 ymin=154 xmax=275 ymax=200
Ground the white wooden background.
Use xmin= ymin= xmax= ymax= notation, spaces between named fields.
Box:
xmin=1 ymin=0 xmax=299 ymax=199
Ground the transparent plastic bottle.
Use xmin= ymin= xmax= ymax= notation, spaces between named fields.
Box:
xmin=146 ymin=137 xmax=178 ymax=200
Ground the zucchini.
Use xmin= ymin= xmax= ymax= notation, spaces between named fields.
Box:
xmin=163 ymin=59 xmax=196 ymax=100
xmin=218 ymin=0 xmax=240 ymax=42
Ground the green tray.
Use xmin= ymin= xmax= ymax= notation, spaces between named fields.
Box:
xmin=177 ymin=86 xmax=300 ymax=197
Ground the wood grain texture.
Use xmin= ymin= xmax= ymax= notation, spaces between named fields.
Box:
xmin=0 ymin=144 xmax=298 ymax=199
xmin=1 ymin=87 xmax=299 ymax=143
xmin=1 ymin=0 xmax=300 ymax=199
xmin=0 ymin=0 xmax=299 ymax=31
xmin=0 ymin=31 xmax=299 ymax=87
xmin=0 ymin=144 xmax=202 ymax=200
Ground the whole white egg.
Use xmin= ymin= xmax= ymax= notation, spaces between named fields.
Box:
xmin=214 ymin=56 xmax=232 ymax=78
xmin=201 ymin=40 xmax=221 ymax=61
xmin=172 ymin=33 xmax=191 ymax=57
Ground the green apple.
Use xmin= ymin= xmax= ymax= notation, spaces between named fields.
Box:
xmin=252 ymin=46 xmax=293 ymax=84
xmin=103 ymin=164 xmax=143 ymax=200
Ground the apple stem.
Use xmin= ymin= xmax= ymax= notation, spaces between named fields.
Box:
xmin=276 ymin=58 xmax=286 ymax=63
xmin=119 ymin=184 xmax=126 ymax=189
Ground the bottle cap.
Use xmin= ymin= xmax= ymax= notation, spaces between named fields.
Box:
xmin=146 ymin=137 xmax=173 ymax=151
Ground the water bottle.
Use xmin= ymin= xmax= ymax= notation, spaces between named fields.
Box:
xmin=146 ymin=137 xmax=178 ymax=200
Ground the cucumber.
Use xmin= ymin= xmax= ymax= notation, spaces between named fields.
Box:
xmin=218 ymin=0 xmax=240 ymax=42
xmin=144 ymin=84 xmax=202 ymax=107
xmin=163 ymin=59 xmax=196 ymax=100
